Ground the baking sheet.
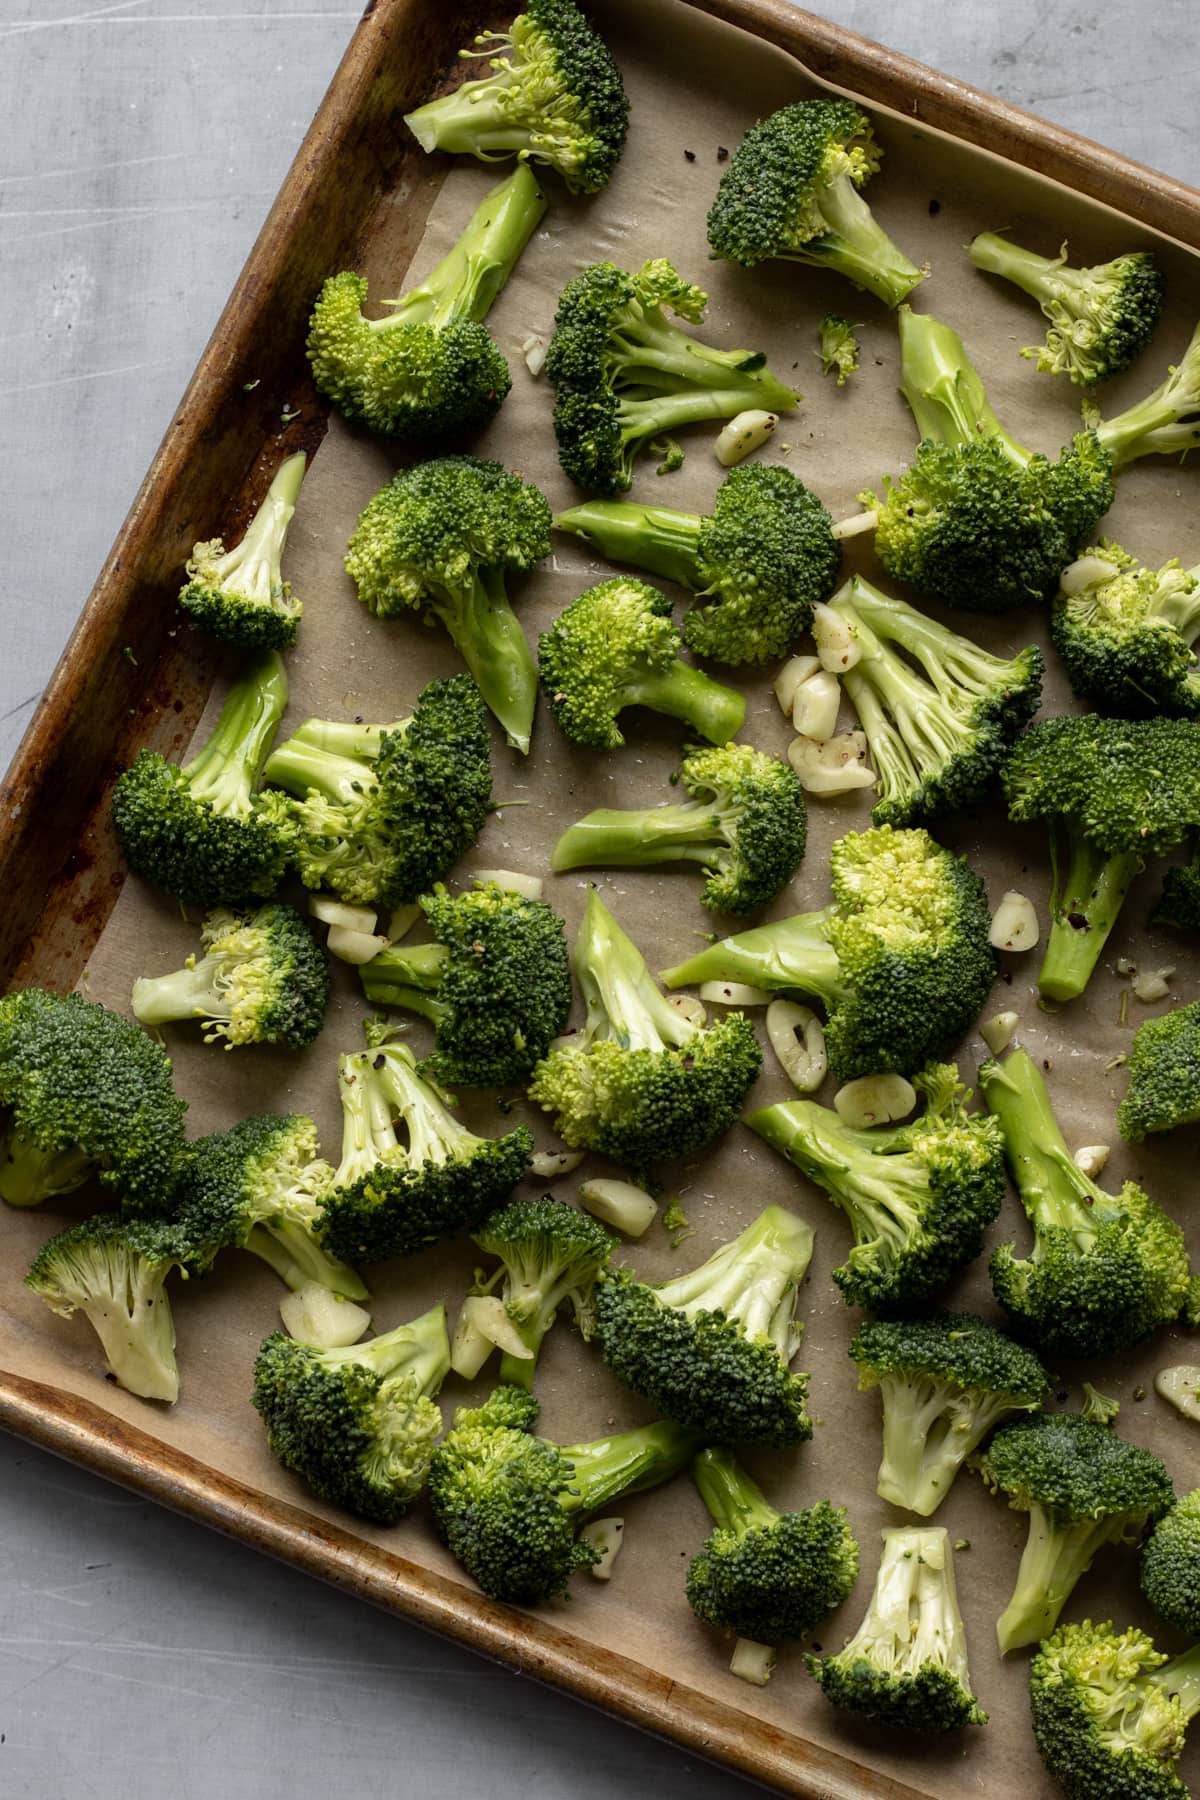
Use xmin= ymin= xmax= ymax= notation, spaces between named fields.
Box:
xmin=5 ymin=0 xmax=1200 ymax=1792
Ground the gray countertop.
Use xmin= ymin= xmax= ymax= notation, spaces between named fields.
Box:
xmin=1 ymin=4 xmax=1197 ymax=1794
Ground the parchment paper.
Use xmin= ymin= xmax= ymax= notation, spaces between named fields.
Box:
xmin=6 ymin=2 xmax=1200 ymax=1792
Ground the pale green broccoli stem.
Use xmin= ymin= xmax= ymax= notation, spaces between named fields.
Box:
xmin=193 ymin=453 xmax=307 ymax=606
xmin=842 ymin=614 xmax=972 ymax=771
xmin=1155 ymin=568 xmax=1200 ymax=639
xmin=608 ymin=308 xmax=792 ymax=396
xmin=997 ymin=1506 xmax=1133 ymax=1653
xmin=979 ymin=1049 xmax=1110 ymax=1250
xmin=242 ymin=1221 xmax=367 ymax=1301
xmin=575 ymin=887 xmax=697 ymax=1053
xmin=262 ymin=738 xmax=374 ymax=807
xmin=552 ymin=801 xmax=734 ymax=874
xmin=897 ymin=306 xmax=1030 ymax=468
xmin=615 ymin=655 xmax=744 ymax=745
xmin=374 ymin=1044 xmax=482 ymax=1166
xmin=360 ymin=943 xmax=450 ymax=1020
xmin=968 ymin=233 xmax=1080 ymax=308
xmin=311 ymin=1302 xmax=449 ymax=1388
xmin=431 ymin=565 xmax=537 ymax=755
xmin=834 ymin=575 xmax=1013 ymax=701
xmin=791 ymin=167 xmax=924 ymax=309
xmin=289 ymin=717 xmax=409 ymax=758
xmin=655 ymin=1205 xmax=813 ymax=1356
xmin=332 ymin=1052 xmax=402 ymax=1189
xmin=554 ymin=500 xmax=706 ymax=590
xmin=875 ymin=1377 xmax=1017 ymax=1517
xmin=693 ymin=1444 xmax=780 ymax=1535
xmin=131 ymin=957 xmax=233 ymax=1028
xmin=617 ymin=388 xmax=791 ymax=443
xmin=848 ymin=1528 xmax=971 ymax=1681
xmin=1095 ymin=320 xmax=1200 ymax=466
xmin=68 ymin=1244 xmax=179 ymax=1403
xmin=373 ymin=165 xmax=546 ymax=330
xmin=1149 ymin=1643 xmax=1200 ymax=1717
xmin=748 ymin=1103 xmax=927 ymax=1258
xmin=557 ymin=1419 xmax=701 ymax=1515
xmin=0 ymin=1133 xmax=94 ymax=1207
xmin=404 ymin=21 xmax=559 ymax=159
xmin=184 ymin=651 xmax=289 ymax=816
xmin=660 ymin=908 xmax=844 ymax=1005
xmin=1038 ymin=824 xmax=1142 ymax=1003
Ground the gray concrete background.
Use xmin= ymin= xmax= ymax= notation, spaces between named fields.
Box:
xmin=0 ymin=3 xmax=1196 ymax=1794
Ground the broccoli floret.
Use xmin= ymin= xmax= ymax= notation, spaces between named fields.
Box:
xmin=1142 ymin=1490 xmax=1200 ymax=1639
xmin=0 ymin=987 xmax=186 ymax=1213
xmin=662 ymin=825 xmax=995 ymax=1081
xmin=1095 ymin=319 xmax=1200 ymax=467
xmin=818 ymin=314 xmax=860 ymax=386
xmin=847 ymin=1314 xmax=1049 ymax=1517
xmin=1119 ymin=1002 xmax=1200 ymax=1142
xmin=593 ymin=1204 xmax=814 ymax=1447
xmin=1031 ymin=1620 xmax=1200 ymax=1800
xmin=980 ymin=1049 xmax=1195 ymax=1358
xmin=318 ymin=1028 xmax=532 ymax=1264
xmin=807 ymin=1528 xmax=986 ymax=1732
xmin=25 ymin=1215 xmax=191 ymax=1402
xmin=307 ymin=166 xmax=545 ymax=437
xmin=344 ymin=457 xmax=549 ymax=753
xmin=181 ymin=453 xmax=307 ymax=650
xmin=252 ymin=1302 xmax=451 ymax=1525
xmin=262 ymin=676 xmax=492 ymax=908
xmin=1052 ymin=542 xmax=1200 ymax=718
xmin=1081 ymin=1382 xmax=1122 ymax=1426
xmin=746 ymin=1065 xmax=1005 ymax=1313
xmin=706 ymin=100 xmax=925 ymax=308
xmin=527 ymin=886 xmax=761 ymax=1181
xmin=359 ymin=879 xmax=571 ymax=1086
xmin=553 ymin=464 xmax=840 ymax=666
xmin=551 ymin=742 xmax=807 ymax=915
xmin=1156 ymin=844 xmax=1200 ymax=933
xmin=969 ymin=233 xmax=1165 ymax=387
xmin=112 ymin=651 xmax=292 ymax=906
xmin=470 ymin=1197 xmax=614 ymax=1388
xmin=852 ymin=308 xmax=1115 ymax=613
xmin=403 ymin=0 xmax=629 ymax=194
xmin=686 ymin=1445 xmax=859 ymax=1644
xmin=974 ymin=1412 xmax=1175 ymax=1654
xmin=428 ymin=1385 xmax=699 ymax=1603
xmin=829 ymin=574 xmax=1043 ymax=826
xmin=131 ymin=903 xmax=328 ymax=1049
xmin=173 ymin=1113 xmax=367 ymax=1302
xmin=545 ymin=258 xmax=800 ymax=495
xmin=538 ymin=577 xmax=745 ymax=749
xmin=1002 ymin=714 xmax=1200 ymax=1002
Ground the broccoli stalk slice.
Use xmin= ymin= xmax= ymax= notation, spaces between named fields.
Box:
xmin=359 ymin=942 xmax=450 ymax=1022
xmin=556 ymin=1418 xmax=700 ymax=1515
xmin=979 ymin=1048 xmax=1115 ymax=1251
xmin=1095 ymin=319 xmax=1200 ymax=467
xmin=575 ymin=885 xmax=701 ymax=1053
xmin=429 ymin=563 xmax=539 ymax=755
xmin=782 ymin=170 xmax=925 ymax=309
xmin=553 ymin=799 xmax=738 ymax=874
xmin=897 ymin=307 xmax=1030 ymax=467
xmin=183 ymin=652 xmax=290 ymax=817
xmin=0 ymin=1134 xmax=94 ymax=1208
xmin=998 ymin=1506 xmax=1138 ymax=1654
xmin=1038 ymin=822 xmax=1143 ymax=1004
xmin=652 ymin=1205 xmax=814 ymax=1359
xmin=373 ymin=164 xmax=545 ymax=333
xmin=660 ymin=907 xmax=844 ymax=1008
xmin=190 ymin=452 xmax=306 ymax=604
xmin=692 ymin=1442 xmax=781 ymax=1537
xmin=554 ymin=499 xmax=707 ymax=589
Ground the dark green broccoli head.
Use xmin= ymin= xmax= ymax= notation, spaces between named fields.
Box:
xmin=747 ymin=1066 xmax=1006 ymax=1314
xmin=25 ymin=1213 xmax=191 ymax=1402
xmin=806 ymin=1527 xmax=985 ymax=1733
xmin=977 ymin=1413 xmax=1174 ymax=1528
xmin=131 ymin=903 xmax=328 ymax=1049
xmin=687 ymin=1448 xmax=858 ymax=1643
xmin=1119 ymin=1001 xmax=1200 ymax=1142
xmin=683 ymin=464 xmax=841 ymax=665
xmin=1004 ymin=710 xmax=1200 ymax=851
xmin=538 ymin=576 xmax=745 ymax=750
xmin=866 ymin=429 xmax=1116 ymax=613
xmin=252 ymin=1305 xmax=450 ymax=1525
xmin=551 ymin=740 xmax=807 ymax=915
xmin=319 ymin=1040 xmax=532 ymax=1264
xmin=546 ymin=258 xmax=799 ymax=494
xmin=594 ymin=1206 xmax=814 ymax=1447
xmin=0 ymin=987 xmax=186 ymax=1213
xmin=1142 ymin=1491 xmax=1200 ymax=1640
xmin=1052 ymin=542 xmax=1200 ymax=718
xmin=1030 ymin=1621 xmax=1199 ymax=1800
xmin=404 ymin=0 xmax=629 ymax=194
xmin=360 ymin=879 xmax=572 ymax=1087
xmin=706 ymin=99 xmax=924 ymax=308
xmin=1155 ymin=848 xmax=1200 ymax=933
xmin=112 ymin=652 xmax=292 ymax=906
xmin=179 ymin=454 xmax=307 ymax=652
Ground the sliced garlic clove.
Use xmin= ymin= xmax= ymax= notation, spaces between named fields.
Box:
xmin=775 ymin=654 xmax=821 ymax=718
xmin=811 ymin=601 xmax=861 ymax=672
xmin=1073 ymin=1144 xmax=1110 ymax=1177
xmin=989 ymin=891 xmax=1039 ymax=953
xmin=714 ymin=410 xmax=778 ymax=467
xmin=792 ymin=669 xmax=842 ymax=742
xmin=834 ymin=1073 xmax=916 ymax=1128
xmin=766 ymin=1000 xmax=827 ymax=1092
xmin=698 ymin=980 xmax=772 ymax=1007
xmin=579 ymin=1517 xmax=625 ymax=1580
xmin=327 ymin=925 xmax=392 ymax=964
xmin=309 ymin=895 xmax=378 ymax=933
xmin=1156 ymin=1365 xmax=1200 ymax=1422
xmin=470 ymin=868 xmax=544 ymax=900
xmin=667 ymin=992 xmax=707 ymax=1028
xmin=980 ymin=1011 xmax=1019 ymax=1055
xmin=530 ymin=1148 xmax=585 ymax=1180
xmin=788 ymin=731 xmax=875 ymax=794
xmin=579 ymin=1178 xmax=658 ymax=1238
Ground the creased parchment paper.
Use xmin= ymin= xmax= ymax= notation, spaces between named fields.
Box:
xmin=6 ymin=2 xmax=1200 ymax=1792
